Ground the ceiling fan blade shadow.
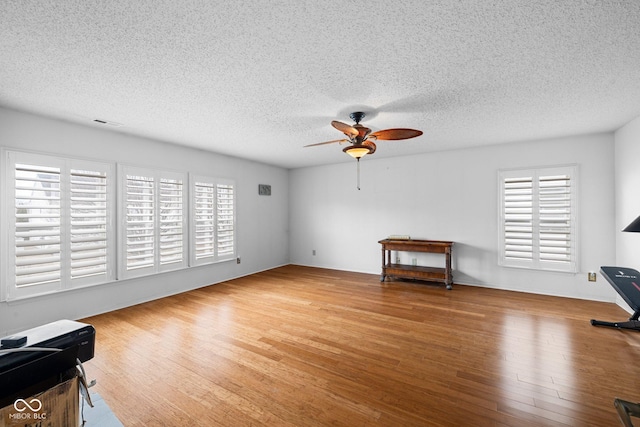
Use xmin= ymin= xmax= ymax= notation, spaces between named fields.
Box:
xmin=293 ymin=115 xmax=336 ymax=129
xmin=369 ymin=128 xmax=423 ymax=140
xmin=304 ymin=138 xmax=350 ymax=147
xmin=377 ymin=90 xmax=462 ymax=114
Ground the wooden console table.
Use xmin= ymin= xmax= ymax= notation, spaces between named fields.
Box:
xmin=379 ymin=239 xmax=454 ymax=289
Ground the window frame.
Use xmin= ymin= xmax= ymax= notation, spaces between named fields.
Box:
xmin=189 ymin=174 xmax=236 ymax=266
xmin=2 ymin=149 xmax=116 ymax=301
xmin=2 ymin=150 xmax=238 ymax=301
xmin=117 ymin=165 xmax=188 ymax=280
xmin=498 ymin=165 xmax=578 ymax=273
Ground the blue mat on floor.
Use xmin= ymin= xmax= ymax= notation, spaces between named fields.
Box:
xmin=82 ymin=393 xmax=123 ymax=426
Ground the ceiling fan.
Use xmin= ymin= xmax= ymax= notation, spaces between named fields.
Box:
xmin=305 ymin=111 xmax=423 ymax=189
xmin=305 ymin=111 xmax=423 ymax=158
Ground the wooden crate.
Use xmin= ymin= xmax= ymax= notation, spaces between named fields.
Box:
xmin=1 ymin=377 xmax=78 ymax=427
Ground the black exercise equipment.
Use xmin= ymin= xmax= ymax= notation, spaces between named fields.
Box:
xmin=616 ymin=398 xmax=640 ymax=427
xmin=590 ymin=266 xmax=640 ymax=331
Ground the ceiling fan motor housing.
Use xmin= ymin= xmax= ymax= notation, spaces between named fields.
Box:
xmin=349 ymin=111 xmax=366 ymax=124
xmin=353 ymin=124 xmax=372 ymax=143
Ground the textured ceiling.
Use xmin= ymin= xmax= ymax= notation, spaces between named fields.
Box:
xmin=1 ymin=0 xmax=640 ymax=169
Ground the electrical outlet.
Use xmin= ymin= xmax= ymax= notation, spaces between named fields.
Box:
xmin=312 ymin=250 xmax=316 ymax=256
xmin=236 ymin=257 xmax=241 ymax=264
xmin=588 ymin=272 xmax=596 ymax=282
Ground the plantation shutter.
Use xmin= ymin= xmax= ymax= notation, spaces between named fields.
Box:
xmin=503 ymin=176 xmax=533 ymax=261
xmin=499 ymin=166 xmax=576 ymax=272
xmin=14 ymin=163 xmax=62 ymax=288
xmin=193 ymin=181 xmax=216 ymax=261
xmin=125 ymin=174 xmax=155 ymax=272
xmin=189 ymin=175 xmax=236 ymax=266
xmin=538 ymin=174 xmax=572 ymax=263
xmin=5 ymin=151 xmax=115 ymax=300
xmin=70 ymin=169 xmax=109 ymax=282
xmin=216 ymin=183 xmax=235 ymax=259
xmin=159 ymin=178 xmax=184 ymax=266
xmin=119 ymin=166 xmax=187 ymax=279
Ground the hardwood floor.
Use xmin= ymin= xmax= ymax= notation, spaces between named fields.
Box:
xmin=81 ymin=265 xmax=640 ymax=426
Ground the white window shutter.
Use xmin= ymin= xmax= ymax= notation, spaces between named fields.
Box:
xmin=499 ymin=166 xmax=577 ymax=273
xmin=125 ymin=174 xmax=155 ymax=272
xmin=189 ymin=175 xmax=236 ymax=266
xmin=4 ymin=151 xmax=115 ymax=300
xmin=503 ymin=176 xmax=533 ymax=262
xmin=159 ymin=178 xmax=184 ymax=267
xmin=70 ymin=169 xmax=109 ymax=281
xmin=216 ymin=183 xmax=235 ymax=259
xmin=14 ymin=163 xmax=62 ymax=288
xmin=538 ymin=174 xmax=572 ymax=264
xmin=193 ymin=181 xmax=216 ymax=262
xmin=119 ymin=166 xmax=187 ymax=279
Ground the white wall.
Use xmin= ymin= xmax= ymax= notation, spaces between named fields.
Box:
xmin=615 ymin=115 xmax=640 ymax=267
xmin=614 ymin=115 xmax=640 ymax=312
xmin=0 ymin=107 xmax=289 ymax=334
xmin=290 ymin=133 xmax=618 ymax=301
xmin=1 ymin=104 xmax=628 ymax=335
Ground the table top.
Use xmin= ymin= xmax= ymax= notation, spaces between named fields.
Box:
xmin=378 ymin=238 xmax=453 ymax=245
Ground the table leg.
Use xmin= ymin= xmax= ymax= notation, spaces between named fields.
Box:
xmin=445 ymin=248 xmax=452 ymax=289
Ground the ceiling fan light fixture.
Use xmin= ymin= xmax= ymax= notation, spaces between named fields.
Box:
xmin=343 ymin=145 xmax=373 ymax=159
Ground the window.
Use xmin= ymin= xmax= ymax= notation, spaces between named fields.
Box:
xmin=190 ymin=175 xmax=236 ymax=266
xmin=3 ymin=150 xmax=115 ymax=300
xmin=499 ymin=166 xmax=577 ymax=273
xmin=2 ymin=150 xmax=237 ymax=300
xmin=118 ymin=166 xmax=187 ymax=279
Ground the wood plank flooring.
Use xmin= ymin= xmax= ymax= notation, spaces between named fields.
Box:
xmin=81 ymin=265 xmax=640 ymax=426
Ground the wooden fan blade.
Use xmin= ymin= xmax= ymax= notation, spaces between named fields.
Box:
xmin=304 ymin=138 xmax=349 ymax=147
xmin=331 ymin=121 xmax=358 ymax=138
xmin=369 ymin=128 xmax=423 ymax=140
xmin=363 ymin=140 xmax=377 ymax=154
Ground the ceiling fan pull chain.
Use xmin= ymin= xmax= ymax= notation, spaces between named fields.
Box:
xmin=357 ymin=158 xmax=361 ymax=190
